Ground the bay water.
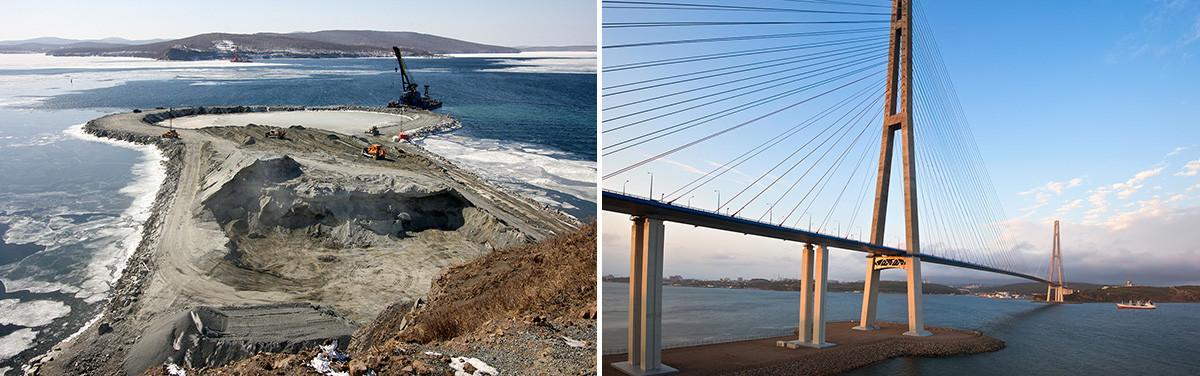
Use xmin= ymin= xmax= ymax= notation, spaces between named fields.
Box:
xmin=602 ymin=282 xmax=1200 ymax=375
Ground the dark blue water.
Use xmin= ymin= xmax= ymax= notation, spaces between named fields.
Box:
xmin=602 ymin=282 xmax=1200 ymax=375
xmin=0 ymin=54 xmax=594 ymax=374
xmin=33 ymin=56 xmax=596 ymax=161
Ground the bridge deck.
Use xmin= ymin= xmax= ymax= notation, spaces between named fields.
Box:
xmin=603 ymin=190 xmax=1053 ymax=285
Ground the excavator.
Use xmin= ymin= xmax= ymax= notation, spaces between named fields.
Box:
xmin=161 ymin=129 xmax=179 ymax=139
xmin=362 ymin=144 xmax=387 ymax=160
xmin=386 ymin=46 xmax=442 ymax=110
xmin=265 ymin=129 xmax=286 ymax=139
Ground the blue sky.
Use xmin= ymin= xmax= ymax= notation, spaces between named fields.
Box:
xmin=0 ymin=0 xmax=596 ymax=47
xmin=601 ymin=0 xmax=1200 ymax=286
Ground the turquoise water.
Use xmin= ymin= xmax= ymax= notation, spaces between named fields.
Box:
xmin=0 ymin=54 xmax=595 ymax=373
xmin=602 ymin=282 xmax=1200 ymax=375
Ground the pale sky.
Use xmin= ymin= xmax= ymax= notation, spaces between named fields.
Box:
xmin=601 ymin=0 xmax=1200 ymax=286
xmin=0 ymin=0 xmax=596 ymax=47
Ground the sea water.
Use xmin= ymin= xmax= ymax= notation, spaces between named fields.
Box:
xmin=601 ymin=282 xmax=1200 ymax=375
xmin=0 ymin=53 xmax=595 ymax=373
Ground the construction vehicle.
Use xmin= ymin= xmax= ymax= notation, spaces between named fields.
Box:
xmin=162 ymin=130 xmax=179 ymax=138
xmin=362 ymin=144 xmax=387 ymax=160
xmin=366 ymin=126 xmax=380 ymax=136
xmin=386 ymin=46 xmax=442 ymax=110
xmin=265 ymin=129 xmax=286 ymax=139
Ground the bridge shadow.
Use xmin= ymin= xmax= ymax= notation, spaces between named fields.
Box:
xmin=976 ymin=302 xmax=1060 ymax=333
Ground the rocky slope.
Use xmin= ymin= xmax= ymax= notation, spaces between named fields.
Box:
xmin=142 ymin=221 xmax=598 ymax=376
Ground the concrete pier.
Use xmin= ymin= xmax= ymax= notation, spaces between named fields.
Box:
xmin=604 ymin=322 xmax=1004 ymax=376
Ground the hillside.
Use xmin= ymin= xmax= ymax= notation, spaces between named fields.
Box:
xmin=49 ymin=32 xmax=420 ymax=60
xmin=0 ymin=37 xmax=167 ymax=52
xmin=37 ymin=30 xmax=518 ymax=60
xmin=972 ymin=282 xmax=1107 ymax=295
xmin=277 ymin=30 xmax=519 ymax=54
xmin=1064 ymin=285 xmax=1200 ymax=303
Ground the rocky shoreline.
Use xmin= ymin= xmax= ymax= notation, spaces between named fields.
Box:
xmin=25 ymin=106 xmax=580 ymax=375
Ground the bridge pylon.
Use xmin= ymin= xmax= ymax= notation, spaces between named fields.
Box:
xmin=1046 ymin=220 xmax=1067 ymax=303
xmin=854 ymin=0 xmax=931 ymax=337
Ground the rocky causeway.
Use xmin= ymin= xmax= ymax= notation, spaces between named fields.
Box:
xmin=26 ymin=105 xmax=580 ymax=375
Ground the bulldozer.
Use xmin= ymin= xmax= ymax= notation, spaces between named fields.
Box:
xmin=161 ymin=130 xmax=179 ymax=139
xmin=362 ymin=144 xmax=387 ymax=160
xmin=265 ymin=129 xmax=286 ymax=139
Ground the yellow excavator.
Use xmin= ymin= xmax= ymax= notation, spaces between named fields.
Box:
xmin=362 ymin=144 xmax=387 ymax=160
xmin=265 ymin=129 xmax=286 ymax=139
xmin=161 ymin=130 xmax=179 ymax=139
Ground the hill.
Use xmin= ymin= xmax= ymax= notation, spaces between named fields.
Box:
xmin=971 ymin=282 xmax=1107 ymax=295
xmin=1064 ymin=285 xmax=1200 ymax=303
xmin=49 ymin=32 xmax=417 ymax=60
xmin=0 ymin=37 xmax=168 ymax=53
xmin=277 ymin=30 xmax=519 ymax=54
xmin=36 ymin=30 xmax=517 ymax=60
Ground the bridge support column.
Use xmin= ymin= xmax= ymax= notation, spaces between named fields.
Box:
xmin=779 ymin=244 xmax=835 ymax=349
xmin=904 ymin=256 xmax=931 ymax=337
xmin=854 ymin=258 xmax=881 ymax=331
xmin=614 ymin=216 xmax=678 ymax=376
xmin=856 ymin=255 xmax=930 ymax=336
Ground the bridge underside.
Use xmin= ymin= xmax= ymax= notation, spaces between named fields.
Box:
xmin=605 ymin=191 xmax=1052 ymax=285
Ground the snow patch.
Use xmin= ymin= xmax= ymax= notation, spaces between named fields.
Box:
xmin=449 ymin=356 xmax=498 ymax=376
xmin=0 ymin=329 xmax=37 ymax=361
xmin=0 ymin=299 xmax=71 ymax=327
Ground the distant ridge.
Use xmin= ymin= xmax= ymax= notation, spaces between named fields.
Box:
xmin=3 ymin=30 xmax=522 ymax=60
xmin=514 ymin=45 xmax=596 ymax=52
xmin=276 ymin=30 xmax=519 ymax=54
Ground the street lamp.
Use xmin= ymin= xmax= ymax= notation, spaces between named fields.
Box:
xmin=714 ymin=189 xmax=721 ymax=211
xmin=855 ymin=226 xmax=863 ymax=241
xmin=765 ymin=204 xmax=772 ymax=224
xmin=834 ymin=220 xmax=841 ymax=237
xmin=688 ymin=195 xmax=694 ymax=206
xmin=799 ymin=213 xmax=812 ymax=231
xmin=623 ymin=180 xmax=629 ymax=195
xmin=647 ymin=171 xmax=654 ymax=200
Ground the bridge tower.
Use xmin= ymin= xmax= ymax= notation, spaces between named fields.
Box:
xmin=1047 ymin=220 xmax=1066 ymax=302
xmin=854 ymin=0 xmax=931 ymax=337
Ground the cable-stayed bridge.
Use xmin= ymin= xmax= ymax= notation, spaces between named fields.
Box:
xmin=602 ymin=0 xmax=1066 ymax=374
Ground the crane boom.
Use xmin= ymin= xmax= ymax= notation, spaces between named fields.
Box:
xmin=393 ymin=46 xmax=414 ymax=91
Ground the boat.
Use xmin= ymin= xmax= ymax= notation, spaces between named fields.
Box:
xmin=1117 ymin=301 xmax=1156 ymax=309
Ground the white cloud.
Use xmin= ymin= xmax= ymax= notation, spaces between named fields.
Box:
xmin=1166 ymin=146 xmax=1189 ymax=157
xmin=1056 ymin=199 xmax=1084 ymax=213
xmin=1089 ymin=167 xmax=1163 ymax=210
xmin=1176 ymin=158 xmax=1200 ymax=176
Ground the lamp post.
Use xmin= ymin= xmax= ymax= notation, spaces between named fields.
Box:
xmin=688 ymin=195 xmax=694 ymax=206
xmin=834 ymin=220 xmax=841 ymax=237
xmin=623 ymin=180 xmax=629 ymax=195
xmin=647 ymin=171 xmax=654 ymax=200
xmin=800 ymin=213 xmax=812 ymax=231
xmin=855 ymin=226 xmax=863 ymax=241
xmin=715 ymin=190 xmax=721 ymax=212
